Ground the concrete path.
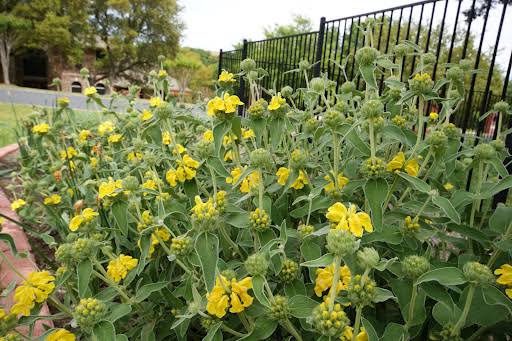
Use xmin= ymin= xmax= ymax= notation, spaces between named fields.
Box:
xmin=0 ymin=86 xmax=145 ymax=111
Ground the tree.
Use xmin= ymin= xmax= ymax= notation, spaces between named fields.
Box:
xmin=264 ymin=15 xmax=313 ymax=38
xmin=165 ymin=50 xmax=202 ymax=100
xmin=88 ymin=0 xmax=183 ymax=83
xmin=0 ymin=14 xmax=29 ymax=84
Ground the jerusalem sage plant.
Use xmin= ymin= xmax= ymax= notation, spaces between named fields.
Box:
xmin=1 ymin=20 xmax=512 ymax=341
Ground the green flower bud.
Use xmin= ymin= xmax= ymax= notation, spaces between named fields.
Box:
xmin=298 ymin=224 xmax=315 ymax=239
xmin=310 ymin=77 xmax=326 ymax=93
xmin=393 ymin=43 xmax=409 ymax=57
xmin=347 ymin=274 xmax=377 ymax=307
xmin=72 ymin=238 xmax=97 ymax=262
xmin=357 ymin=247 xmax=380 ymax=269
xmin=171 ymin=236 xmax=192 ymax=256
xmin=200 ymin=316 xmax=218 ymax=330
xmin=324 ymin=110 xmax=344 ymax=130
xmin=392 ymin=115 xmax=407 ymax=127
xmin=281 ymin=86 xmax=293 ymax=97
xmin=459 ymin=58 xmax=473 ymax=71
xmin=423 ymin=52 xmax=436 ymax=65
xmin=123 ymin=175 xmax=139 ymax=191
xmin=304 ymin=117 xmax=319 ymax=134
xmin=340 ymin=81 xmax=356 ymax=94
xmin=0 ymin=333 xmax=22 ymax=341
xmin=290 ymin=149 xmax=308 ymax=170
xmin=442 ymin=123 xmax=461 ymax=139
xmin=493 ymin=100 xmax=510 ymax=114
xmin=74 ymin=298 xmax=107 ymax=331
xmin=245 ymin=253 xmax=268 ymax=276
xmin=55 ymin=243 xmax=74 ymax=264
xmin=463 ymin=262 xmax=494 ymax=285
xmin=409 ymin=73 xmax=434 ymax=96
xmin=355 ymin=47 xmax=379 ymax=66
xmin=247 ymin=70 xmax=259 ymax=81
xmin=269 ymin=295 xmax=289 ymax=321
xmin=436 ymin=323 xmax=463 ymax=341
xmin=0 ymin=311 xmax=17 ymax=335
xmin=446 ymin=66 xmax=464 ymax=84
xmin=490 ymin=139 xmax=506 ymax=153
xmin=310 ymin=301 xmax=349 ymax=337
xmin=247 ymin=98 xmax=268 ymax=120
xmin=196 ymin=140 xmax=214 ymax=159
xmin=333 ymin=100 xmax=349 ymax=114
xmin=359 ymin=157 xmax=386 ymax=178
xmin=80 ymin=67 xmax=90 ymax=79
xmin=402 ymin=255 xmax=430 ymax=279
xmin=250 ymin=148 xmax=272 ymax=169
xmin=360 ymin=99 xmax=384 ymax=120
xmin=326 ymin=229 xmax=358 ymax=257
xmin=279 ymin=259 xmax=299 ymax=283
xmin=220 ymin=269 xmax=237 ymax=281
xmin=154 ymin=103 xmax=173 ymax=120
xmin=474 ymin=143 xmax=496 ymax=161
xmin=298 ymin=60 xmax=311 ymax=72
xmin=250 ymin=208 xmax=271 ymax=232
xmin=427 ymin=130 xmax=448 ymax=154
xmin=240 ymin=58 xmax=256 ymax=72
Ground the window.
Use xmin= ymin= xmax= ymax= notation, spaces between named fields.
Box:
xmin=71 ymin=81 xmax=82 ymax=93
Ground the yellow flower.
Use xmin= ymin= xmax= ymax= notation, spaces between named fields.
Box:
xmin=180 ymin=154 xmax=200 ymax=169
xmin=341 ymin=326 xmax=368 ymax=341
xmin=173 ymin=144 xmax=187 ymax=155
xmin=203 ymin=129 xmax=214 ymax=142
xmin=429 ymin=112 xmax=439 ymax=121
xmin=140 ymin=109 xmax=153 ymax=121
xmin=206 ymin=275 xmax=253 ymax=318
xmin=158 ymin=69 xmax=168 ymax=78
xmin=32 ymin=123 xmax=50 ymax=134
xmin=387 ymin=152 xmax=419 ymax=176
xmin=98 ymin=178 xmax=123 ymax=199
xmin=59 ymin=146 xmax=78 ymax=160
xmin=43 ymin=194 xmax=61 ymax=206
xmin=324 ymin=172 xmax=350 ymax=193
xmin=276 ymin=167 xmax=290 ymax=185
xmin=166 ymin=169 xmax=177 ymax=187
xmin=84 ymin=86 xmax=97 ymax=97
xmin=108 ymin=134 xmax=123 ymax=143
xmin=223 ymin=93 xmax=243 ymax=113
xmin=268 ymin=93 xmax=286 ymax=111
xmin=218 ymin=70 xmax=236 ymax=83
xmin=11 ymin=199 xmax=26 ymax=211
xmin=443 ymin=182 xmax=454 ymax=190
xmin=242 ymin=128 xmax=255 ymax=139
xmin=314 ymin=263 xmax=351 ymax=297
xmin=405 ymin=215 xmax=420 ymax=231
xmin=232 ymin=170 xmax=259 ymax=193
xmin=162 ymin=131 xmax=172 ymax=145
xmin=79 ymin=130 xmax=91 ymax=142
xmin=127 ymin=151 xmax=143 ymax=162
xmin=0 ymin=217 xmax=4 ymax=226
xmin=46 ymin=329 xmax=76 ymax=341
xmin=90 ymin=157 xmax=98 ymax=168
xmin=57 ymin=97 xmax=70 ymax=107
xmin=149 ymin=97 xmax=163 ymax=108
xmin=291 ymin=171 xmax=309 ymax=190
xmin=176 ymin=166 xmax=196 ymax=182
xmin=98 ymin=121 xmax=115 ymax=136
xmin=67 ymin=188 xmax=74 ymax=197
xmin=107 ymin=254 xmax=138 ymax=282
xmin=207 ymin=96 xmax=225 ymax=117
xmin=11 ymin=271 xmax=55 ymax=316
xmin=495 ymin=264 xmax=512 ymax=287
xmin=226 ymin=167 xmax=242 ymax=185
xmin=69 ymin=208 xmax=98 ymax=231
xmin=326 ymin=202 xmax=373 ymax=237
xmin=224 ymin=150 xmax=234 ymax=161
xmin=141 ymin=179 xmax=158 ymax=192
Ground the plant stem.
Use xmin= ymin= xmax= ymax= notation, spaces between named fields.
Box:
xmin=219 ymin=226 xmax=244 ymax=258
xmin=221 ymin=324 xmax=245 ymax=337
xmin=453 ymin=284 xmax=475 ymax=333
xmin=283 ymin=318 xmax=304 ymax=341
xmin=47 ymin=296 xmax=73 ymax=316
xmin=208 ymin=165 xmax=217 ymax=199
xmin=258 ymin=168 xmax=264 ymax=210
xmin=406 ymin=283 xmax=418 ymax=329
xmin=328 ymin=255 xmax=342 ymax=312
xmin=351 ymin=305 xmax=363 ymax=341
xmin=369 ymin=119 xmax=376 ymax=161
xmin=332 ymin=132 xmax=339 ymax=187
xmin=469 ymin=160 xmax=484 ymax=229
xmin=263 ymin=278 xmax=275 ymax=303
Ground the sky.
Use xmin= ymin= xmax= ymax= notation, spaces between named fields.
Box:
xmin=180 ymin=0 xmax=415 ymax=51
xmin=180 ymin=0 xmax=512 ymax=72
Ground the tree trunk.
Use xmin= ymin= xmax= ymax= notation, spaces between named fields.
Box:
xmin=0 ymin=38 xmax=11 ymax=84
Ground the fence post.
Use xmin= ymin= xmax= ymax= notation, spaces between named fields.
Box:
xmin=314 ymin=17 xmax=326 ymax=77
xmin=238 ymin=39 xmax=248 ymax=115
xmin=217 ymin=49 xmax=223 ymax=77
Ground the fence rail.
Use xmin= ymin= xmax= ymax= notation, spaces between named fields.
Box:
xmin=218 ymin=0 xmax=512 ymax=132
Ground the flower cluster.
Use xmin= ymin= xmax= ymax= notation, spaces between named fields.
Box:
xmin=206 ymin=275 xmax=253 ymax=318
xmin=11 ymin=271 xmax=55 ymax=316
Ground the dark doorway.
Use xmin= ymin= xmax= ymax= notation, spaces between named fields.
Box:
xmin=16 ymin=50 xmax=48 ymax=89
xmin=95 ymin=83 xmax=106 ymax=95
xmin=71 ymin=81 xmax=82 ymax=93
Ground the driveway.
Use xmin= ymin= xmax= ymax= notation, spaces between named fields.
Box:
xmin=0 ymin=86 xmax=144 ymax=111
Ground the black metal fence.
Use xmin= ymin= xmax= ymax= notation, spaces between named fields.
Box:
xmin=218 ymin=0 xmax=512 ymax=138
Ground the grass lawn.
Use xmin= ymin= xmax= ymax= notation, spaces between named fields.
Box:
xmin=0 ymin=102 xmax=40 ymax=147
